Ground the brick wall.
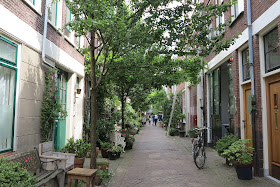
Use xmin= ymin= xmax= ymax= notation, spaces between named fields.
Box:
xmin=231 ymin=50 xmax=240 ymax=136
xmin=0 ymin=0 xmax=84 ymax=65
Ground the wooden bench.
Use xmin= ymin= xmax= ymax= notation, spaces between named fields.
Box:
xmin=6 ymin=149 xmax=66 ymax=187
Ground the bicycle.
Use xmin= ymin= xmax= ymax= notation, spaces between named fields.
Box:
xmin=192 ymin=126 xmax=207 ymax=169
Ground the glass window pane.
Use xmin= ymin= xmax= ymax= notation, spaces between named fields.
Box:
xmin=213 ymin=69 xmax=220 ymax=115
xmin=0 ymin=66 xmax=16 ymax=151
xmin=0 ymin=38 xmax=17 ymax=64
xmin=266 ymin=47 xmax=280 ymax=71
xmin=242 ymin=48 xmax=250 ymax=80
xmin=264 ymin=28 xmax=280 ymax=72
xmin=48 ymin=3 xmax=57 ymax=26
xmin=66 ymin=6 xmax=71 ymax=30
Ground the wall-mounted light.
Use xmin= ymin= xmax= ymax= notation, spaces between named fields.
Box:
xmin=77 ymin=88 xmax=81 ymax=94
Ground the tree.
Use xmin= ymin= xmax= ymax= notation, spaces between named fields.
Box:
xmin=64 ymin=0 xmax=236 ymax=169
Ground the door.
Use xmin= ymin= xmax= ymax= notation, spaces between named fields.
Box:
xmin=211 ymin=68 xmax=221 ymax=144
xmin=243 ymin=83 xmax=253 ymax=148
xmin=54 ymin=70 xmax=67 ymax=151
xmin=268 ymin=80 xmax=280 ymax=180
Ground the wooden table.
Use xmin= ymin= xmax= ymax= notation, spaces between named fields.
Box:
xmin=67 ymin=168 xmax=98 ymax=187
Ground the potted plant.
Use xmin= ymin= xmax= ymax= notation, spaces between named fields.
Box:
xmin=116 ymin=145 xmax=123 ymax=158
xmin=187 ymin=126 xmax=199 ymax=138
xmin=100 ymin=141 xmax=113 ymax=158
xmin=95 ymin=170 xmax=103 ymax=186
xmin=63 ymin=138 xmax=90 ymax=168
xmin=97 ymin=161 xmax=109 ymax=170
xmin=221 ymin=139 xmax=254 ymax=180
xmin=177 ymin=113 xmax=186 ymax=137
xmin=215 ymin=134 xmax=239 ymax=165
xmin=169 ymin=127 xmax=179 ymax=136
xmin=125 ymin=137 xmax=134 ymax=150
xmin=0 ymin=158 xmax=38 ymax=186
xmin=107 ymin=147 xmax=118 ymax=160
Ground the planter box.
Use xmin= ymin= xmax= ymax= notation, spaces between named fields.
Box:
xmin=128 ymin=129 xmax=137 ymax=135
xmin=179 ymin=130 xmax=185 ymax=137
xmin=39 ymin=141 xmax=75 ymax=171
xmin=235 ymin=164 xmax=253 ymax=180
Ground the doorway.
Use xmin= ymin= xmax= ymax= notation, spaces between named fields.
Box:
xmin=243 ymin=83 xmax=253 ymax=148
xmin=267 ymin=73 xmax=280 ymax=180
xmin=54 ymin=70 xmax=68 ymax=151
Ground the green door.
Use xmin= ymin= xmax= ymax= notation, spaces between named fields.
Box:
xmin=54 ymin=70 xmax=67 ymax=151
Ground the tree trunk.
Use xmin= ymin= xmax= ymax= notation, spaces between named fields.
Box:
xmin=90 ymin=32 xmax=97 ymax=169
xmin=121 ymin=95 xmax=125 ymax=129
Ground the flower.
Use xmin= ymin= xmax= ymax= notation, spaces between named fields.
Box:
xmin=122 ymin=129 xmax=126 ymax=132
xmin=122 ymin=133 xmax=126 ymax=137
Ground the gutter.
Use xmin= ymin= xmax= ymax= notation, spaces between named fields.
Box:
xmin=42 ymin=0 xmax=54 ymax=68
xmin=247 ymin=0 xmax=259 ymax=177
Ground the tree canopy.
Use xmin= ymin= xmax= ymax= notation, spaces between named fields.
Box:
xmin=62 ymin=0 xmax=237 ymax=168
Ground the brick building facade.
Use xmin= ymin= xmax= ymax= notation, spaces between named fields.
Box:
xmin=200 ymin=0 xmax=280 ymax=180
xmin=0 ymin=0 xmax=86 ymax=154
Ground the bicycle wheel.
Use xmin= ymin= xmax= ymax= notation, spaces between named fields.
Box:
xmin=193 ymin=144 xmax=206 ymax=169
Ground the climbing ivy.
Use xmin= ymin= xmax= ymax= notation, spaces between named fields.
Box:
xmin=40 ymin=68 xmax=67 ymax=142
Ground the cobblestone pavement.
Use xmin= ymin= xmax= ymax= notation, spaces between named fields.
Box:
xmin=102 ymin=125 xmax=280 ymax=187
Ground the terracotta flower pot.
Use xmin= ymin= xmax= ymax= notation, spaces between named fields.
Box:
xmin=96 ymin=147 xmax=99 ymax=157
xmin=74 ymin=157 xmax=85 ymax=168
xmin=95 ymin=174 xmax=102 ymax=185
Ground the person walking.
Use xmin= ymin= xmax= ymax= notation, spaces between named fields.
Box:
xmin=142 ymin=115 xmax=147 ymax=126
xmin=152 ymin=113 xmax=155 ymax=125
xmin=154 ymin=114 xmax=158 ymax=126
xmin=149 ymin=114 xmax=152 ymax=125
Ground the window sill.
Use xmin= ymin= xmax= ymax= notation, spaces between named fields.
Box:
xmin=47 ymin=21 xmax=63 ymax=36
xmin=22 ymin=0 xmax=42 ymax=16
xmin=64 ymin=35 xmax=75 ymax=48
xmin=230 ymin=11 xmax=244 ymax=27
xmin=240 ymin=79 xmax=251 ymax=86
xmin=262 ymin=68 xmax=280 ymax=78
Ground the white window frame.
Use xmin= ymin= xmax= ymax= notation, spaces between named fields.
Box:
xmin=64 ymin=4 xmax=75 ymax=46
xmin=47 ymin=0 xmax=62 ymax=29
xmin=231 ymin=0 xmax=244 ymax=22
xmin=22 ymin=0 xmax=42 ymax=15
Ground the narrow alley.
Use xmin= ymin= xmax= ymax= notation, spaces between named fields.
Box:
xmin=106 ymin=125 xmax=278 ymax=187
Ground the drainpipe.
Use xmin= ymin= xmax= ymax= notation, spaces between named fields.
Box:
xmin=42 ymin=0 xmax=54 ymax=68
xmin=247 ymin=0 xmax=258 ymax=176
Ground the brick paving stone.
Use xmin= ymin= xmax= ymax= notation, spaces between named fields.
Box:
xmin=96 ymin=125 xmax=280 ymax=187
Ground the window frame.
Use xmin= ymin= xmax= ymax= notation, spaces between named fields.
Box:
xmin=264 ymin=27 xmax=280 ymax=73
xmin=65 ymin=5 xmax=71 ymax=31
xmin=242 ymin=47 xmax=250 ymax=81
xmin=0 ymin=36 xmax=18 ymax=153
xmin=0 ymin=36 xmax=18 ymax=66
xmin=48 ymin=2 xmax=58 ymax=27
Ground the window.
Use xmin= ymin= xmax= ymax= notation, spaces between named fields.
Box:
xmin=66 ymin=5 xmax=71 ymax=31
xmin=242 ymin=48 xmax=250 ymax=81
xmin=264 ymin=27 xmax=280 ymax=72
xmin=23 ymin=0 xmax=42 ymax=14
xmin=48 ymin=2 xmax=57 ymax=26
xmin=231 ymin=0 xmax=244 ymax=22
xmin=0 ymin=37 xmax=17 ymax=66
xmin=0 ymin=37 xmax=17 ymax=152
xmin=216 ymin=0 xmax=224 ymax=35
xmin=27 ymin=0 xmax=35 ymax=5
xmin=77 ymin=36 xmax=84 ymax=48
